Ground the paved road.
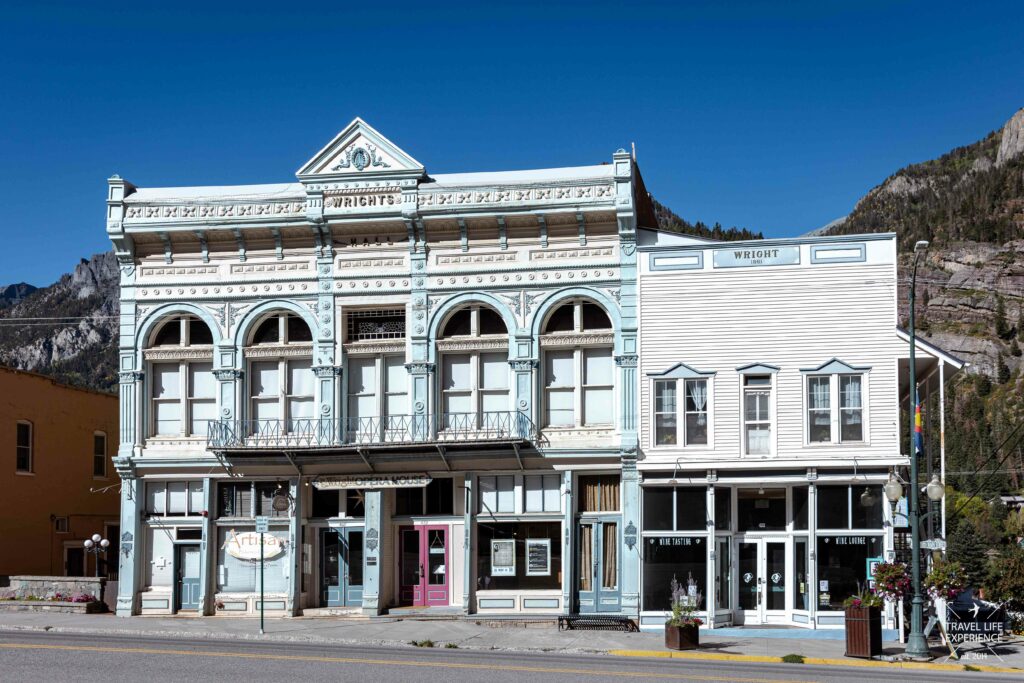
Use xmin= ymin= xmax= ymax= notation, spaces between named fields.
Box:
xmin=0 ymin=631 xmax=1014 ymax=682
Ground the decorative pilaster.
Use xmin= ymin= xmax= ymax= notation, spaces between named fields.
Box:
xmin=808 ymin=480 xmax=818 ymax=627
xmin=619 ymin=449 xmax=640 ymax=615
xmin=562 ymin=470 xmax=574 ymax=613
xmin=198 ymin=477 xmax=214 ymax=615
xmin=313 ymin=365 xmax=341 ymax=442
xmin=509 ymin=358 xmax=537 ymax=429
xmin=118 ymin=370 xmax=143 ymax=456
xmin=463 ymin=474 xmax=475 ymax=613
xmin=213 ymin=368 xmax=242 ymax=423
xmin=615 ymin=354 xmax=639 ymax=447
xmin=113 ymin=458 xmax=140 ymax=616
xmin=288 ymin=478 xmax=302 ymax=615
xmin=706 ymin=485 xmax=716 ymax=627
xmin=406 ymin=362 xmax=434 ymax=438
xmin=361 ymin=489 xmax=383 ymax=615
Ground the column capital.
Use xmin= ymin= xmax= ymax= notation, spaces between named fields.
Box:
xmin=405 ymin=361 xmax=435 ymax=375
xmin=509 ymin=359 xmax=538 ymax=371
xmin=213 ymin=368 xmax=244 ymax=381
xmin=118 ymin=370 xmax=144 ymax=384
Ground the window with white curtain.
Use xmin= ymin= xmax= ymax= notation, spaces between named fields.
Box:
xmin=541 ymin=301 xmax=614 ymax=429
xmin=805 ymin=372 xmax=865 ymax=444
xmin=438 ymin=306 xmax=509 ymax=430
xmin=743 ymin=375 xmax=772 ymax=455
xmin=652 ymin=378 xmax=708 ymax=446
xmin=147 ymin=316 xmax=216 ymax=438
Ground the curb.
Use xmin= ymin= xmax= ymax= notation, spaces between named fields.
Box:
xmin=607 ymin=648 xmax=1023 ymax=674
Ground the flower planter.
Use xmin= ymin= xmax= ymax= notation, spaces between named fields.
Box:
xmin=844 ymin=605 xmax=882 ymax=658
xmin=665 ymin=623 xmax=700 ymax=650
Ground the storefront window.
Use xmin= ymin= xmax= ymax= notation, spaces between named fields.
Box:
xmin=714 ymin=488 xmax=732 ymax=531
xmin=816 ymin=535 xmax=882 ymax=610
xmin=643 ymin=488 xmax=673 ymax=530
xmin=476 ymin=522 xmax=561 ymax=590
xmin=817 ymin=485 xmax=883 ymax=529
xmin=642 ymin=536 xmax=706 ymax=611
xmin=816 ymin=486 xmax=848 ymax=529
xmin=643 ymin=487 xmax=706 ymax=531
xmin=851 ymin=486 xmax=883 ymax=529
xmin=737 ymin=488 xmax=785 ymax=530
xmin=216 ymin=527 xmax=290 ymax=593
xmin=579 ymin=475 xmax=620 ymax=512
xmin=793 ymin=537 xmax=810 ymax=610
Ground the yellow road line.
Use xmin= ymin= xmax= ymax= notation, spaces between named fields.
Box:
xmin=608 ymin=648 xmax=1022 ymax=675
xmin=0 ymin=642 xmax=807 ymax=683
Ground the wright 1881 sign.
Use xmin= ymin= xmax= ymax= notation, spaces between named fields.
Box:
xmin=946 ymin=599 xmax=1007 ymax=647
xmin=713 ymin=246 xmax=800 ymax=268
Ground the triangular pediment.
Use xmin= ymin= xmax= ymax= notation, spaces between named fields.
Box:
xmin=297 ymin=118 xmax=425 ymax=181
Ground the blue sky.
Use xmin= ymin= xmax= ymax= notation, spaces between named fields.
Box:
xmin=1 ymin=1 xmax=1022 ymax=285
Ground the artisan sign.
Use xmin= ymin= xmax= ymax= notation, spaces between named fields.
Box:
xmin=946 ymin=599 xmax=1007 ymax=645
xmin=223 ymin=530 xmax=283 ymax=561
xmin=713 ymin=246 xmax=800 ymax=268
xmin=313 ymin=474 xmax=431 ymax=490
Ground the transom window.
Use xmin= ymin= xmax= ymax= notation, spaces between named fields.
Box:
xmin=146 ymin=480 xmax=204 ymax=516
xmin=439 ymin=306 xmax=509 ymax=430
xmin=251 ymin=313 xmax=313 ymax=345
xmin=653 ymin=378 xmax=709 ymax=446
xmin=807 ymin=374 xmax=865 ymax=443
xmin=742 ymin=375 xmax=772 ymax=455
xmin=149 ymin=316 xmax=216 ymax=438
xmin=541 ymin=301 xmax=614 ymax=428
xmin=478 ymin=474 xmax=561 ymax=514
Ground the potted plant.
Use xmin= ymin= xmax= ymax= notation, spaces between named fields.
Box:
xmin=924 ymin=560 xmax=965 ymax=602
xmin=665 ymin=575 xmax=703 ymax=650
xmin=843 ymin=586 xmax=883 ymax=658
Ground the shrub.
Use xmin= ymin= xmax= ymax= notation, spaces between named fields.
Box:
xmin=781 ymin=654 xmax=805 ymax=664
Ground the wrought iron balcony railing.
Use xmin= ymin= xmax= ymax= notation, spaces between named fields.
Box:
xmin=207 ymin=412 xmax=537 ymax=450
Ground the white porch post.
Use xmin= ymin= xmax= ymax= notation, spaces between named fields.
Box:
xmin=939 ymin=359 xmax=947 ymax=541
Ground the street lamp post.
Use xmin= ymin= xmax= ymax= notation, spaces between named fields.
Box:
xmin=83 ymin=533 xmax=110 ymax=578
xmin=904 ymin=238 xmax=938 ymax=658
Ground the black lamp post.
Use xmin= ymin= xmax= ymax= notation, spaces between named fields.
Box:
xmin=83 ymin=533 xmax=110 ymax=578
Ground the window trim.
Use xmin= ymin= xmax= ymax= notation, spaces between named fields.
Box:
xmin=802 ymin=370 xmax=869 ymax=446
xmin=93 ymin=431 xmax=108 ymax=479
xmin=54 ymin=516 xmax=70 ymax=533
xmin=16 ymin=420 xmax=33 ymax=473
xmin=650 ymin=377 xmax=714 ymax=449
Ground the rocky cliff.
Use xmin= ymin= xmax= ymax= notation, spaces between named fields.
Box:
xmin=0 ymin=251 xmax=119 ymax=392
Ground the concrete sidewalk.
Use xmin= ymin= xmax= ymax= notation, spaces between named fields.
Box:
xmin=0 ymin=611 xmax=1021 ymax=674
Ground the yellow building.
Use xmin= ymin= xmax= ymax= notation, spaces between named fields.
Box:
xmin=1 ymin=366 xmax=119 ymax=579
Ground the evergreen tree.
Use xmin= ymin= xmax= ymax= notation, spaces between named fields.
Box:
xmin=948 ymin=518 xmax=991 ymax=589
xmin=976 ymin=372 xmax=992 ymax=397
xmin=1018 ymin=307 xmax=1024 ymax=341
xmin=995 ymin=295 xmax=1009 ymax=338
xmin=1011 ymin=338 xmax=1022 ymax=357
xmin=997 ymin=353 xmax=1011 ymax=384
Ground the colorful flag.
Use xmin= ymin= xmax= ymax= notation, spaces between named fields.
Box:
xmin=914 ymin=390 xmax=924 ymax=454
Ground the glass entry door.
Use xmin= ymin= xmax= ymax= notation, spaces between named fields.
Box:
xmin=320 ymin=528 xmax=364 ymax=607
xmin=736 ymin=538 xmax=786 ymax=624
xmin=399 ymin=526 xmax=449 ymax=607
xmin=576 ymin=518 xmax=620 ymax=613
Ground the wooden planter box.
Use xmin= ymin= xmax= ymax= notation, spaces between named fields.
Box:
xmin=844 ymin=606 xmax=882 ymax=658
xmin=665 ymin=623 xmax=699 ymax=650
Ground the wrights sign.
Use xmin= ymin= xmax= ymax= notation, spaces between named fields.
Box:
xmin=313 ymin=474 xmax=432 ymax=490
xmin=713 ymin=246 xmax=800 ymax=268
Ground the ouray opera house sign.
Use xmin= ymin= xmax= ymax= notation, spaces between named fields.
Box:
xmin=312 ymin=474 xmax=432 ymax=490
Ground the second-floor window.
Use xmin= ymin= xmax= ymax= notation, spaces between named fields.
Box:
xmin=438 ymin=306 xmax=509 ymax=429
xmin=246 ymin=313 xmax=314 ymax=431
xmin=93 ymin=432 xmax=107 ymax=478
xmin=347 ymin=354 xmax=408 ymax=434
xmin=743 ymin=375 xmax=772 ymax=455
xmin=541 ymin=301 xmax=614 ymax=428
xmin=653 ymin=379 xmax=709 ymax=446
xmin=147 ymin=316 xmax=216 ymax=437
xmin=16 ymin=420 xmax=32 ymax=472
xmin=806 ymin=373 xmax=865 ymax=443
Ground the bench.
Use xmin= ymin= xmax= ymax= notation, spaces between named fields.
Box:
xmin=557 ymin=613 xmax=638 ymax=631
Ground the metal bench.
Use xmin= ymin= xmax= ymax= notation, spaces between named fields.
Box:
xmin=557 ymin=614 xmax=638 ymax=631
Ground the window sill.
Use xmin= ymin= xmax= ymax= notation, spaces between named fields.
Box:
xmin=14 ymin=471 xmax=35 ymax=476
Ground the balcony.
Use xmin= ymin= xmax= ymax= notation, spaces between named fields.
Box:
xmin=207 ymin=412 xmax=537 ymax=451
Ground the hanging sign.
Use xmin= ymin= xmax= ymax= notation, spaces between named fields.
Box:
xmin=223 ymin=530 xmax=283 ymax=561
xmin=526 ymin=539 xmax=551 ymax=576
xmin=713 ymin=246 xmax=799 ymax=268
xmin=491 ymin=539 xmax=516 ymax=576
xmin=313 ymin=474 xmax=431 ymax=490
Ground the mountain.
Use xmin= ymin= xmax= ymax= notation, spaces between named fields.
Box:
xmin=0 ymin=252 xmax=119 ymax=392
xmin=652 ymin=199 xmax=764 ymax=241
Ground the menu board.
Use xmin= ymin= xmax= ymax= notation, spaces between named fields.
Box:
xmin=526 ymin=539 xmax=551 ymax=576
xmin=491 ymin=539 xmax=515 ymax=576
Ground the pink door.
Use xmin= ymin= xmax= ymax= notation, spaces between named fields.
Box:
xmin=399 ymin=526 xmax=449 ymax=606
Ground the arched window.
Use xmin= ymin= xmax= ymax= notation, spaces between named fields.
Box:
xmin=438 ymin=305 xmax=510 ymax=430
xmin=246 ymin=313 xmax=315 ymax=431
xmin=540 ymin=301 xmax=614 ymax=428
xmin=147 ymin=316 xmax=216 ymax=437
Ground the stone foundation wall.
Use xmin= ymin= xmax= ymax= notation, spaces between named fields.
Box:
xmin=6 ymin=576 xmax=106 ymax=601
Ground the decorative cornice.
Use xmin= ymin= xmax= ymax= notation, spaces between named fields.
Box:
xmin=337 ymin=256 xmax=406 ymax=269
xmin=614 ymin=354 xmax=639 ymax=368
xmin=230 ymin=261 xmax=311 ymax=276
xmin=436 ymin=338 xmax=509 ymax=352
xmin=143 ymin=347 xmax=215 ymax=361
xmin=539 ymin=333 xmax=614 ymax=348
xmin=417 ymin=183 xmax=614 ymax=209
xmin=243 ymin=343 xmax=314 ymax=359
xmin=140 ymin=264 xmax=219 ymax=278
xmin=436 ymin=252 xmax=518 ymax=266
xmin=124 ymin=201 xmax=305 ymax=222
xmin=530 ymin=246 xmax=613 ymax=261
xmin=344 ymin=340 xmax=406 ymax=355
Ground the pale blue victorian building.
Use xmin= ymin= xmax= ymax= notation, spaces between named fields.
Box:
xmin=107 ymin=119 xmax=651 ymax=618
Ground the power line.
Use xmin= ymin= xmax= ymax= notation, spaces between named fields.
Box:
xmin=949 ymin=420 xmax=1024 ymax=519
